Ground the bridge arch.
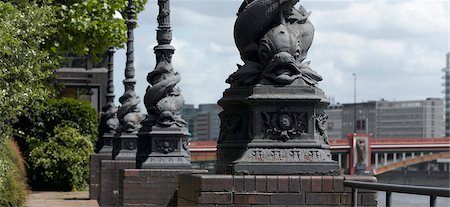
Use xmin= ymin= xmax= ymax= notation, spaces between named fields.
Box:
xmin=373 ymin=151 xmax=450 ymax=175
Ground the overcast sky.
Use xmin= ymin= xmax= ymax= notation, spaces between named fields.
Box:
xmin=113 ymin=0 xmax=450 ymax=109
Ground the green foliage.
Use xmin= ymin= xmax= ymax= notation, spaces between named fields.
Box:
xmin=51 ymin=0 xmax=128 ymax=58
xmin=2 ymin=0 xmax=148 ymax=192
xmin=45 ymin=0 xmax=147 ymax=60
xmin=28 ymin=125 xmax=94 ymax=191
xmin=44 ymin=97 xmax=98 ymax=142
xmin=0 ymin=1 xmax=57 ymax=138
xmin=4 ymin=0 xmax=147 ymax=60
xmin=0 ymin=138 xmax=28 ymax=207
xmin=16 ymin=97 xmax=99 ymax=144
xmin=0 ymin=0 xmax=148 ymax=140
xmin=14 ymin=98 xmax=98 ymax=190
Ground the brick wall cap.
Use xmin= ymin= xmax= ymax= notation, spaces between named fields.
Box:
xmin=344 ymin=175 xmax=377 ymax=183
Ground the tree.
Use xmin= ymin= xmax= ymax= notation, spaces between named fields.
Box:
xmin=0 ymin=1 xmax=57 ymax=138
xmin=0 ymin=0 xmax=148 ymax=137
xmin=1 ymin=0 xmax=148 ymax=193
xmin=48 ymin=0 xmax=148 ymax=59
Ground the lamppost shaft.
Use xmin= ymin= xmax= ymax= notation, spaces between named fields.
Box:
xmin=353 ymin=73 xmax=356 ymax=133
xmin=125 ymin=0 xmax=136 ymax=82
xmin=106 ymin=48 xmax=115 ymax=104
xmin=116 ymin=0 xmax=143 ymax=134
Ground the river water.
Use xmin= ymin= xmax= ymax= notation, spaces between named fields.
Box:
xmin=374 ymin=171 xmax=450 ymax=206
xmin=377 ymin=192 xmax=450 ymax=207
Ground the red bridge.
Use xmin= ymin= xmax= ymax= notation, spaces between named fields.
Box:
xmin=189 ymin=135 xmax=450 ymax=175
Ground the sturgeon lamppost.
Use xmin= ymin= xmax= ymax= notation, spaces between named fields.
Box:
xmin=97 ymin=48 xmax=119 ymax=155
xmin=113 ymin=0 xmax=144 ymax=160
xmin=136 ymin=0 xmax=191 ymax=169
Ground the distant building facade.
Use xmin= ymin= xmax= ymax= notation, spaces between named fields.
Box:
xmin=181 ymin=104 xmax=222 ymax=141
xmin=181 ymin=104 xmax=198 ymax=139
xmin=376 ymin=99 xmax=444 ymax=138
xmin=325 ymin=104 xmax=343 ymax=139
xmin=55 ymin=55 xmax=108 ymax=112
xmin=326 ymin=98 xmax=444 ymax=138
xmin=442 ymin=52 xmax=450 ymax=136
xmin=341 ymin=101 xmax=377 ymax=138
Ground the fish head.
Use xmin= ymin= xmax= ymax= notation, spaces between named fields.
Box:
xmin=259 ymin=23 xmax=298 ymax=67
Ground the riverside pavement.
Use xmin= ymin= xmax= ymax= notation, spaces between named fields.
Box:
xmin=25 ymin=191 xmax=98 ymax=207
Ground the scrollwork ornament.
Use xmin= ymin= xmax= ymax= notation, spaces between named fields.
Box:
xmin=262 ymin=107 xmax=307 ymax=142
xmin=315 ymin=113 xmax=329 ymax=144
xmin=156 ymin=139 xmax=174 ymax=154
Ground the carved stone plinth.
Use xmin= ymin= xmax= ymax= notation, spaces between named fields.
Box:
xmin=98 ymin=133 xmax=114 ymax=155
xmin=112 ymin=133 xmax=138 ymax=160
xmin=215 ymin=85 xmax=339 ymax=175
xmin=136 ymin=127 xmax=191 ymax=169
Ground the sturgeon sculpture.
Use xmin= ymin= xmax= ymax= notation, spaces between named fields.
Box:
xmin=143 ymin=50 xmax=186 ymax=128
xmin=227 ymin=0 xmax=321 ymax=87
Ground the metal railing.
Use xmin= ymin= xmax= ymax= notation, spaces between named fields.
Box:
xmin=344 ymin=180 xmax=450 ymax=207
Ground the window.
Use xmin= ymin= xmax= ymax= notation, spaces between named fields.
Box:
xmin=60 ymin=86 xmax=99 ymax=111
xmin=356 ymin=119 xmax=366 ymax=131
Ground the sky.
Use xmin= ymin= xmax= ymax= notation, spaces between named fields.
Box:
xmin=113 ymin=0 xmax=450 ymax=109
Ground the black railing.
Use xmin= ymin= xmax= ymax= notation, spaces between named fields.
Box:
xmin=344 ymin=180 xmax=450 ymax=207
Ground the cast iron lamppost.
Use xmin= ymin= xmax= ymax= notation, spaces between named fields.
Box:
xmin=97 ymin=48 xmax=119 ymax=155
xmin=113 ymin=0 xmax=144 ymax=160
xmin=136 ymin=0 xmax=191 ymax=169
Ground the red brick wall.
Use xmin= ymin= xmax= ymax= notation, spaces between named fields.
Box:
xmin=99 ymin=160 xmax=135 ymax=206
xmin=89 ymin=153 xmax=111 ymax=200
xmin=178 ymin=174 xmax=378 ymax=206
xmin=120 ymin=169 xmax=207 ymax=206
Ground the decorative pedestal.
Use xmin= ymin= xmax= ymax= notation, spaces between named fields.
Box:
xmin=215 ymin=85 xmax=339 ymax=175
xmin=136 ymin=126 xmax=191 ymax=169
xmin=98 ymin=133 xmax=114 ymax=155
xmin=112 ymin=133 xmax=138 ymax=160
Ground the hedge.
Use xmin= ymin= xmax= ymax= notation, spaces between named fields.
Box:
xmin=0 ymin=138 xmax=28 ymax=207
xmin=14 ymin=97 xmax=98 ymax=190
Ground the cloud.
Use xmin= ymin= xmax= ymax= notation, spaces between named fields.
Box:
xmin=305 ymin=0 xmax=449 ymax=103
xmin=113 ymin=0 xmax=449 ymax=110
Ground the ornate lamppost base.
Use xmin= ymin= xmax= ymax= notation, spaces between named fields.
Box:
xmin=112 ymin=133 xmax=138 ymax=160
xmin=136 ymin=126 xmax=191 ymax=169
xmin=98 ymin=133 xmax=114 ymax=155
xmin=215 ymin=85 xmax=340 ymax=175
